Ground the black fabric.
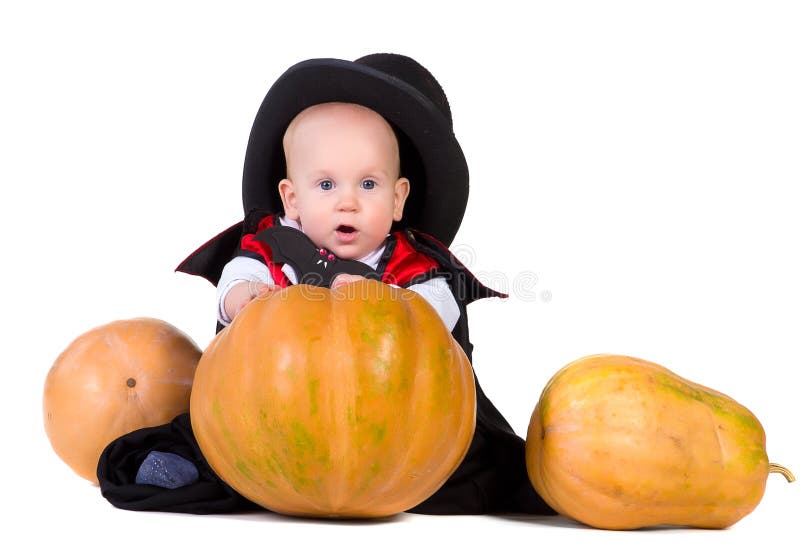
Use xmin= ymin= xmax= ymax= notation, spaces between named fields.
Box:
xmin=175 ymin=221 xmax=244 ymax=288
xmin=96 ymin=406 xmax=552 ymax=516
xmin=253 ymin=226 xmax=380 ymax=287
xmin=96 ymin=413 xmax=259 ymax=514
xmin=403 ymin=228 xmax=507 ymax=304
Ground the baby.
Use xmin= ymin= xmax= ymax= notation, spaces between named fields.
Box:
xmin=217 ymin=101 xmax=459 ymax=330
xmin=131 ymin=101 xmax=462 ymax=495
xmin=98 ymin=53 xmax=553 ymax=517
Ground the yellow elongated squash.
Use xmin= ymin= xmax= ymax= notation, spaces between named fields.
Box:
xmin=525 ymin=354 xmax=793 ymax=530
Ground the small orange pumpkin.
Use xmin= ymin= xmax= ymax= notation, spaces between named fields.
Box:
xmin=43 ymin=317 xmax=201 ymax=483
xmin=190 ymin=280 xmax=476 ymax=518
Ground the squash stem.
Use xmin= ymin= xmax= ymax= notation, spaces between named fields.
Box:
xmin=769 ymin=463 xmax=796 ymax=483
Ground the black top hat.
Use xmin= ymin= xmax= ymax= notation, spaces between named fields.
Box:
xmin=242 ymin=53 xmax=469 ymax=247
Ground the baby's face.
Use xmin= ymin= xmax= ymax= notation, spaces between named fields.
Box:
xmin=278 ymin=103 xmax=409 ymax=260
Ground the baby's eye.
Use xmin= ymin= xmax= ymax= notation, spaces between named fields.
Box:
xmin=319 ymin=180 xmax=334 ymax=191
xmin=361 ymin=179 xmax=376 ymax=190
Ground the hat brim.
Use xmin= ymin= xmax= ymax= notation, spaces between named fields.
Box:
xmin=242 ymin=58 xmax=468 ymax=247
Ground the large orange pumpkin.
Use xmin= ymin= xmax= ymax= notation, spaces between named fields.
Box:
xmin=43 ymin=317 xmax=201 ymax=483
xmin=190 ymin=279 xmax=476 ymax=518
xmin=526 ymin=354 xmax=794 ymax=529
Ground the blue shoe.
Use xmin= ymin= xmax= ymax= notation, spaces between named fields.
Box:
xmin=135 ymin=450 xmax=199 ymax=489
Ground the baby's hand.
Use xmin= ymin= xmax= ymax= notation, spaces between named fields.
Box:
xmin=331 ymin=274 xmax=366 ymax=290
xmin=225 ymin=281 xmax=281 ymax=321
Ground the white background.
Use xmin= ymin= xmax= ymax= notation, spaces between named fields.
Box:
xmin=2 ymin=1 xmax=798 ymax=543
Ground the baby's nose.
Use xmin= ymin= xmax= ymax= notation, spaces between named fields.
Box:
xmin=336 ymin=188 xmax=359 ymax=211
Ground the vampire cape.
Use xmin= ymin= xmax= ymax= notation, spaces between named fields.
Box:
xmin=96 ymin=214 xmax=554 ymax=516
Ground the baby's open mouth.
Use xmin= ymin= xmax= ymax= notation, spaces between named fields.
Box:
xmin=335 ymin=224 xmax=358 ymax=243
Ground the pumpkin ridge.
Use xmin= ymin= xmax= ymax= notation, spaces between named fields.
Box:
xmin=344 ymin=284 xmax=416 ymax=514
xmin=358 ymin=301 xmax=426 ymax=510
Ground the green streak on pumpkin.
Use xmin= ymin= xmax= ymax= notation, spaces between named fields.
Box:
xmin=370 ymin=421 xmax=387 ymax=444
xmin=718 ymin=408 xmax=762 ymax=434
xmin=236 ymin=460 xmax=253 ymax=480
xmin=652 ymin=374 xmax=761 ymax=432
xmin=308 ymin=379 xmax=319 ymax=416
xmin=316 ymin=451 xmax=331 ymax=470
xmin=347 ymin=405 xmax=367 ymax=426
xmin=438 ymin=345 xmax=450 ymax=364
xmin=355 ymin=460 xmax=383 ymax=494
xmin=269 ymin=451 xmax=288 ymax=479
xmin=291 ymin=420 xmax=316 ymax=456
xmin=428 ymin=345 xmax=451 ymax=410
xmin=368 ymin=299 xmax=391 ymax=320
xmin=214 ymin=401 xmax=238 ymax=452
xmin=360 ymin=302 xmax=395 ymax=343
xmin=262 ymin=452 xmax=282 ymax=481
xmin=736 ymin=444 xmax=769 ymax=473
xmin=398 ymin=374 xmax=410 ymax=392
xmin=370 ymin=358 xmax=392 ymax=395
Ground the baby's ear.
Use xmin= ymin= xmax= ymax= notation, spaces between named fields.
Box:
xmin=393 ymin=177 xmax=410 ymax=221
xmin=278 ymin=178 xmax=300 ymax=220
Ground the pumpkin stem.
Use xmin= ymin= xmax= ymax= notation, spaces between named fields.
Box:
xmin=769 ymin=463 xmax=795 ymax=483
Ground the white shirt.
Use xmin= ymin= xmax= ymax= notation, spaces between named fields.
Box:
xmin=216 ymin=217 xmax=461 ymax=330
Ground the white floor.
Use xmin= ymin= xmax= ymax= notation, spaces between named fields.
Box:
xmin=9 ymin=436 xmax=797 ymax=545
